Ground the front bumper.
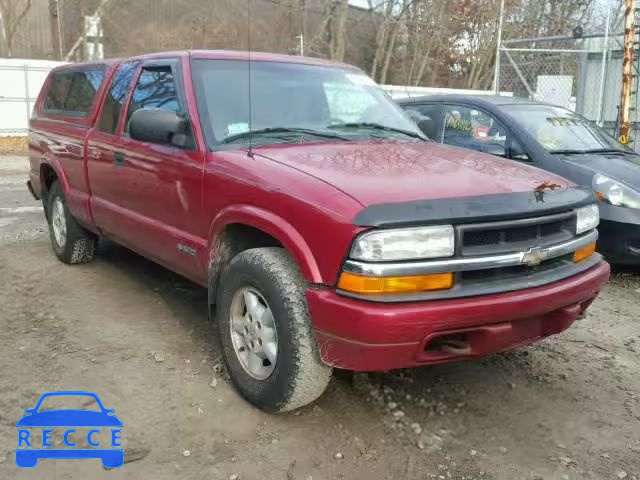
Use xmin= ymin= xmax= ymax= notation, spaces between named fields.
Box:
xmin=307 ymin=261 xmax=610 ymax=371
xmin=598 ymin=218 xmax=640 ymax=265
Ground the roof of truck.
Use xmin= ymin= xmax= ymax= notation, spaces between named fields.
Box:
xmin=55 ymin=50 xmax=357 ymax=71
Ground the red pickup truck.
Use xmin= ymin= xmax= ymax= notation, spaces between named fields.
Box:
xmin=28 ymin=51 xmax=609 ymax=412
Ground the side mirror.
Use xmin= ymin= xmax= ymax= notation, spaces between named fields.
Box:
xmin=482 ymin=143 xmax=506 ymax=157
xmin=129 ymin=108 xmax=190 ymax=147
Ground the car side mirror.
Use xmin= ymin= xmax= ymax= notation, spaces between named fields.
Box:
xmin=482 ymin=143 xmax=506 ymax=157
xmin=129 ymin=108 xmax=190 ymax=148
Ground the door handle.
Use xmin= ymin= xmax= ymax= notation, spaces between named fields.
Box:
xmin=113 ymin=152 xmax=126 ymax=166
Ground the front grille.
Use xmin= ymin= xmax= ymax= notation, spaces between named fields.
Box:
xmin=459 ymin=254 xmax=573 ymax=285
xmin=460 ymin=212 xmax=576 ymax=256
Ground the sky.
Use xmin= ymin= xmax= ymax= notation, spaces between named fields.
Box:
xmin=350 ymin=0 xmax=370 ymax=8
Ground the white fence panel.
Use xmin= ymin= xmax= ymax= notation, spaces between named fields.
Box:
xmin=0 ymin=58 xmax=67 ymax=137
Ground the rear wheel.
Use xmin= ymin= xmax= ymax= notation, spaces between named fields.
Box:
xmin=216 ymin=247 xmax=332 ymax=412
xmin=47 ymin=180 xmax=97 ymax=264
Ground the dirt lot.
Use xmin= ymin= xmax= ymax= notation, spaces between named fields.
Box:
xmin=0 ymin=155 xmax=638 ymax=480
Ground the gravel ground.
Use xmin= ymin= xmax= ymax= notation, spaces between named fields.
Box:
xmin=0 ymin=155 xmax=638 ymax=480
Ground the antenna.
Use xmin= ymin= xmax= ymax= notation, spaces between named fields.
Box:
xmin=247 ymin=0 xmax=254 ymax=158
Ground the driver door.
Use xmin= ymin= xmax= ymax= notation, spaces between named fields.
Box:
xmin=92 ymin=58 xmax=206 ymax=279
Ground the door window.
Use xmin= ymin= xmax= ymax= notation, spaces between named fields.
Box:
xmin=443 ymin=105 xmax=508 ymax=156
xmin=97 ymin=62 xmax=138 ymax=134
xmin=124 ymin=66 xmax=179 ymax=132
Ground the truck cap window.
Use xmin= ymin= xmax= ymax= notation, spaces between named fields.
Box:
xmin=43 ymin=68 xmax=105 ymax=117
xmin=191 ymin=59 xmax=424 ymax=148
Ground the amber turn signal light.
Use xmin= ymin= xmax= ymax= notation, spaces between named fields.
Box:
xmin=573 ymin=243 xmax=596 ymax=263
xmin=337 ymin=272 xmax=454 ymax=295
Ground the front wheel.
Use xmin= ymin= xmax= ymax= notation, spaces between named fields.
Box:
xmin=216 ymin=247 xmax=332 ymax=412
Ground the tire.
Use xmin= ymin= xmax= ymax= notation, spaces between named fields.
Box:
xmin=47 ymin=180 xmax=97 ymax=264
xmin=216 ymin=247 xmax=332 ymax=412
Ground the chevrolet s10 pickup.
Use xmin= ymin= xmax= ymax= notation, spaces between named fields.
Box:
xmin=28 ymin=50 xmax=609 ymax=411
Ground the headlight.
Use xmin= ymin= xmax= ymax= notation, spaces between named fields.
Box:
xmin=576 ymin=204 xmax=600 ymax=235
xmin=593 ymin=174 xmax=640 ymax=209
xmin=350 ymin=225 xmax=455 ymax=261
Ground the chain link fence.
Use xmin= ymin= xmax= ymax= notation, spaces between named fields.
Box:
xmin=498 ymin=32 xmax=640 ymax=151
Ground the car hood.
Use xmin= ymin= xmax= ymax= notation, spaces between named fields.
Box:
xmin=560 ymin=152 xmax=640 ymax=188
xmin=254 ymin=141 xmax=571 ymax=206
xmin=16 ymin=410 xmax=123 ymax=427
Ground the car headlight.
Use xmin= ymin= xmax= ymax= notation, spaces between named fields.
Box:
xmin=593 ymin=174 xmax=640 ymax=209
xmin=350 ymin=225 xmax=455 ymax=261
xmin=576 ymin=204 xmax=600 ymax=235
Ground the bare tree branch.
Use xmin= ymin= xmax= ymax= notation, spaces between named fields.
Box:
xmin=0 ymin=0 xmax=33 ymax=56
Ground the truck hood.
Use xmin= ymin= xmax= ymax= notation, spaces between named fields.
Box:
xmin=254 ymin=141 xmax=571 ymax=206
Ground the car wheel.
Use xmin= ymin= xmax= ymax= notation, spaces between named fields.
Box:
xmin=47 ymin=180 xmax=97 ymax=264
xmin=216 ymin=247 xmax=332 ymax=412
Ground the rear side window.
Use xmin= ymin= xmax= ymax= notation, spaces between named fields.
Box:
xmin=125 ymin=66 xmax=179 ymax=131
xmin=43 ymin=67 xmax=105 ymax=117
xmin=44 ymin=72 xmax=73 ymax=111
xmin=98 ymin=63 xmax=138 ymax=134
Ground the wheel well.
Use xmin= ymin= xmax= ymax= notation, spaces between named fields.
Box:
xmin=40 ymin=164 xmax=58 ymax=218
xmin=41 ymin=164 xmax=58 ymax=194
xmin=208 ymin=223 xmax=283 ymax=307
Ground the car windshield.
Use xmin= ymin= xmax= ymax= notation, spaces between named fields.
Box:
xmin=191 ymin=59 xmax=424 ymax=148
xmin=502 ymin=104 xmax=624 ymax=154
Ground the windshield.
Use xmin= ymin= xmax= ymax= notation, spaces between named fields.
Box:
xmin=191 ymin=59 xmax=423 ymax=148
xmin=502 ymin=104 xmax=624 ymax=153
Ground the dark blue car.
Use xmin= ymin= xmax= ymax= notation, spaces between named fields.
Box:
xmin=398 ymin=94 xmax=640 ymax=265
xmin=15 ymin=391 xmax=123 ymax=468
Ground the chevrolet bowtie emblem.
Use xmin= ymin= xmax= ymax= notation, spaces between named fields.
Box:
xmin=521 ymin=247 xmax=550 ymax=267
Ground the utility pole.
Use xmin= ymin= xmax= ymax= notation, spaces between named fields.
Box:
xmin=493 ymin=0 xmax=505 ymax=95
xmin=596 ymin=7 xmax=611 ymax=126
xmin=48 ymin=0 xmax=63 ymax=60
xmin=618 ymin=0 xmax=635 ymax=144
xmin=296 ymin=33 xmax=304 ymax=56
xmin=291 ymin=0 xmax=305 ymax=56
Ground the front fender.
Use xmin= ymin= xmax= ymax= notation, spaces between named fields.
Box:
xmin=207 ymin=204 xmax=323 ymax=284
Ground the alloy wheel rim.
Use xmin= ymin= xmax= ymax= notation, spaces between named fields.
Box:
xmin=52 ymin=197 xmax=67 ymax=247
xmin=229 ymin=287 xmax=278 ymax=380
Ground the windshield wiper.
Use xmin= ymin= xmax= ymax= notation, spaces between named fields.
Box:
xmin=581 ymin=148 xmax=632 ymax=155
xmin=327 ymin=122 xmax=426 ymax=140
xmin=549 ymin=148 xmax=632 ymax=155
xmin=548 ymin=149 xmax=584 ymax=154
xmin=220 ymin=127 xmax=349 ymax=144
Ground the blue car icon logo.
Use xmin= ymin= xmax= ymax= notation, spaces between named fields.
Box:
xmin=16 ymin=391 xmax=123 ymax=468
